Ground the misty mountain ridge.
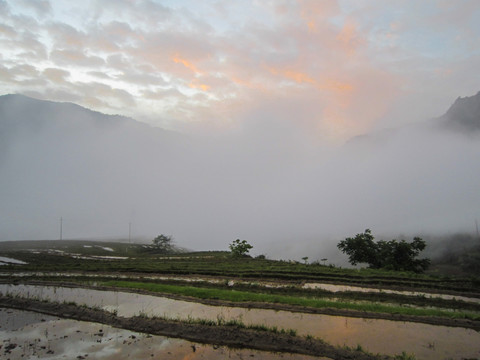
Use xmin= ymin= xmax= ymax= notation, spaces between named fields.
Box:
xmin=346 ymin=90 xmax=480 ymax=147
xmin=1 ymin=92 xmax=479 ymax=262
xmin=0 ymin=93 xmax=133 ymax=125
xmin=0 ymin=94 xmax=182 ymax=142
xmin=439 ymin=90 xmax=480 ymax=132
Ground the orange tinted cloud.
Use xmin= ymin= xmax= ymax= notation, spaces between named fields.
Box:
xmin=189 ymin=80 xmax=210 ymax=91
xmin=336 ymin=22 xmax=360 ymax=56
xmin=321 ymin=79 xmax=354 ymax=93
xmin=297 ymin=0 xmax=339 ymax=32
xmin=267 ymin=66 xmax=315 ymax=85
xmin=173 ymin=54 xmax=201 ymax=74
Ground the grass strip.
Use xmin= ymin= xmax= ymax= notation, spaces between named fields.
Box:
xmin=99 ymin=280 xmax=480 ymax=320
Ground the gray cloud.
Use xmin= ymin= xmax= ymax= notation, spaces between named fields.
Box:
xmin=50 ymin=49 xmax=105 ymax=67
xmin=43 ymin=68 xmax=70 ymax=84
xmin=16 ymin=0 xmax=51 ymax=17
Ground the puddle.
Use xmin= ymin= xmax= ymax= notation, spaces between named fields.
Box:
xmin=303 ymin=282 xmax=480 ymax=304
xmin=1 ymin=284 xmax=480 ymax=359
xmin=0 ymin=308 xmax=59 ymax=331
xmin=0 ymin=271 xmax=226 ymax=284
xmin=0 ymin=257 xmax=27 ymax=265
xmin=0 ymin=308 xmax=326 ymax=360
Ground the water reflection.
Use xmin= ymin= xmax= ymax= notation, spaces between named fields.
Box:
xmin=303 ymin=282 xmax=480 ymax=304
xmin=0 ymin=308 xmax=325 ymax=360
xmin=1 ymin=284 xmax=479 ymax=360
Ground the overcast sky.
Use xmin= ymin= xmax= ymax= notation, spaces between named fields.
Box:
xmin=1 ymin=0 xmax=480 ymax=143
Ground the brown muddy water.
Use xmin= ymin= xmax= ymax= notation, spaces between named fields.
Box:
xmin=0 ymin=308 xmax=325 ymax=360
xmin=1 ymin=284 xmax=479 ymax=360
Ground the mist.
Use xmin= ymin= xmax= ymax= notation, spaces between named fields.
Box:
xmin=1 ymin=94 xmax=479 ymax=263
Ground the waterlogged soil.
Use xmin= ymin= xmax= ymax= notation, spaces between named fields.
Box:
xmin=1 ymin=284 xmax=480 ymax=359
xmin=0 ymin=308 xmax=330 ymax=360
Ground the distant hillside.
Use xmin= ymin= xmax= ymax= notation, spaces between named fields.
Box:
xmin=346 ymin=91 xmax=480 ymax=147
xmin=438 ymin=91 xmax=480 ymax=132
xmin=0 ymin=94 xmax=182 ymax=148
xmin=0 ymin=94 xmax=193 ymax=241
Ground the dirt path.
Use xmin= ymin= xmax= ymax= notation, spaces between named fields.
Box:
xmin=0 ymin=296 xmax=388 ymax=360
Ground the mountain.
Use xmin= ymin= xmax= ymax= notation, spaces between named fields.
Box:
xmin=0 ymin=94 xmax=194 ymax=242
xmin=346 ymin=91 xmax=480 ymax=148
xmin=0 ymin=94 xmax=182 ymax=150
xmin=438 ymin=91 xmax=480 ymax=132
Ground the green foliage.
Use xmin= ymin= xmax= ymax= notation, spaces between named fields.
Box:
xmin=394 ymin=351 xmax=417 ymax=360
xmin=338 ymin=229 xmax=431 ymax=273
xmin=229 ymin=239 xmax=253 ymax=257
xmin=152 ymin=234 xmax=173 ymax=253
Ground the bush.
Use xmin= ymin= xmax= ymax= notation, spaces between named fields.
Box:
xmin=229 ymin=239 xmax=253 ymax=257
xmin=152 ymin=234 xmax=173 ymax=253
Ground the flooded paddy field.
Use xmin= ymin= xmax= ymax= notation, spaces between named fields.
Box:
xmin=0 ymin=308 xmax=326 ymax=360
xmin=303 ymin=282 xmax=480 ymax=304
xmin=2 ymin=271 xmax=479 ymax=305
xmin=1 ymin=284 xmax=479 ymax=359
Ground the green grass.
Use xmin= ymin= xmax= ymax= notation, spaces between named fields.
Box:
xmin=177 ymin=315 xmax=298 ymax=335
xmin=98 ymin=280 xmax=480 ymax=320
xmin=394 ymin=351 xmax=417 ymax=360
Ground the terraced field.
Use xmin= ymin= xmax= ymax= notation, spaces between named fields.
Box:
xmin=0 ymin=240 xmax=479 ymax=359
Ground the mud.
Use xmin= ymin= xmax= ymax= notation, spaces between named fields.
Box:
xmin=0 ymin=297 xmax=380 ymax=360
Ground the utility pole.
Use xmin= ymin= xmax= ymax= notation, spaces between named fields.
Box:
xmin=60 ymin=217 xmax=63 ymax=241
xmin=128 ymin=222 xmax=132 ymax=243
xmin=476 ymin=219 xmax=479 ymax=242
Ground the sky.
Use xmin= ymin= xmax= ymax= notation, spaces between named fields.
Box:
xmin=1 ymin=1 xmax=480 ymax=261
xmin=1 ymin=0 xmax=480 ymax=143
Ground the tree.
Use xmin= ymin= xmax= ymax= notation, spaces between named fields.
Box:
xmin=337 ymin=229 xmax=430 ymax=273
xmin=152 ymin=234 xmax=173 ymax=253
xmin=229 ymin=239 xmax=253 ymax=257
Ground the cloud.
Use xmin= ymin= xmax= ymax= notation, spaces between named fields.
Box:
xmin=50 ymin=49 xmax=105 ymax=67
xmin=0 ymin=0 xmax=478 ymax=142
xmin=43 ymin=68 xmax=70 ymax=84
xmin=15 ymin=0 xmax=51 ymax=17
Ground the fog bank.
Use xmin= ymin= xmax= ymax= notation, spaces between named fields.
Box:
xmin=1 ymin=94 xmax=479 ymax=262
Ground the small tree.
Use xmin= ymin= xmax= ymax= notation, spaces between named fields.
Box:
xmin=338 ymin=229 xmax=430 ymax=273
xmin=337 ymin=229 xmax=379 ymax=267
xmin=229 ymin=239 xmax=253 ymax=257
xmin=152 ymin=234 xmax=173 ymax=253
